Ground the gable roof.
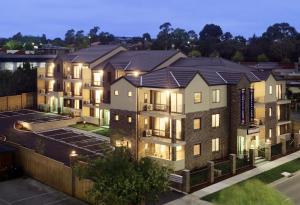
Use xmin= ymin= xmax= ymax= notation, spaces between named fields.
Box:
xmin=62 ymin=45 xmax=121 ymax=64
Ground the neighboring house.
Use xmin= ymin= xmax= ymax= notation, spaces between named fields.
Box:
xmin=0 ymin=54 xmax=56 ymax=72
xmin=110 ymin=58 xmax=291 ymax=171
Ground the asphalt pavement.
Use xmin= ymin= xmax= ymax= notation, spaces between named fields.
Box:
xmin=275 ymin=173 xmax=300 ymax=205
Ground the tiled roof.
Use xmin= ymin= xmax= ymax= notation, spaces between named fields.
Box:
xmin=62 ymin=45 xmax=120 ymax=63
xmin=122 ymin=57 xmax=280 ymax=88
xmin=99 ymin=50 xmax=178 ymax=72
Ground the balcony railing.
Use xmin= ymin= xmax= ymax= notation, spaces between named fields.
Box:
xmin=144 ymin=129 xmax=167 ymax=138
xmin=142 ymin=103 xmax=184 ymax=114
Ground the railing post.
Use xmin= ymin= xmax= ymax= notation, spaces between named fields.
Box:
xmin=249 ymin=148 xmax=255 ymax=167
xmin=207 ymin=161 xmax=215 ymax=184
xmin=265 ymin=140 xmax=272 ymax=161
xmin=230 ymin=154 xmax=236 ymax=175
xmin=280 ymin=138 xmax=287 ymax=155
xmin=182 ymin=169 xmax=190 ymax=193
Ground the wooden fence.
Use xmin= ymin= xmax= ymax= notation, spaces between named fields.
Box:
xmin=0 ymin=93 xmax=36 ymax=111
xmin=7 ymin=142 xmax=94 ymax=204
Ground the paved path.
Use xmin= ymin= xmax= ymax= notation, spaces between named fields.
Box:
xmin=165 ymin=150 xmax=300 ymax=205
xmin=273 ymin=171 xmax=300 ymax=205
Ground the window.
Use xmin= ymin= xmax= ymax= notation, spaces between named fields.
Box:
xmin=212 ymin=138 xmax=220 ymax=152
xmin=212 ymin=89 xmax=220 ymax=103
xmin=269 ymin=129 xmax=272 ymax=138
xmin=115 ymin=115 xmax=119 ymax=121
xmin=212 ymin=114 xmax=220 ymax=127
xmin=114 ymin=90 xmax=119 ymax=96
xmin=144 ymin=93 xmax=148 ymax=103
xmin=73 ymin=65 xmax=81 ymax=79
xmin=128 ymin=91 xmax=132 ymax=97
xmin=193 ymin=144 xmax=201 ymax=156
xmin=74 ymin=100 xmax=80 ymax=109
xmin=128 ymin=116 xmax=132 ymax=123
xmin=194 ymin=92 xmax=202 ymax=103
xmin=144 ymin=118 xmax=148 ymax=126
xmin=269 ymin=107 xmax=272 ymax=117
xmin=276 ymin=84 xmax=282 ymax=99
xmin=269 ymin=85 xmax=273 ymax=95
xmin=193 ymin=118 xmax=201 ymax=130
xmin=93 ymin=72 xmax=102 ymax=86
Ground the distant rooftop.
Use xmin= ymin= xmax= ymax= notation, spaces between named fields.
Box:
xmin=62 ymin=45 xmax=121 ymax=64
xmin=0 ymin=54 xmax=57 ymax=62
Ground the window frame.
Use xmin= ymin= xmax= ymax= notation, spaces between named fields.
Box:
xmin=194 ymin=92 xmax=202 ymax=104
xmin=212 ymin=89 xmax=220 ymax=103
xmin=193 ymin=118 xmax=201 ymax=130
xmin=212 ymin=138 xmax=220 ymax=152
xmin=212 ymin=114 xmax=220 ymax=128
xmin=193 ymin=144 xmax=201 ymax=156
xmin=114 ymin=90 xmax=119 ymax=96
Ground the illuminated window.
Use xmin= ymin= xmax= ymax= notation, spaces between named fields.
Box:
xmin=212 ymin=138 xmax=220 ymax=152
xmin=114 ymin=90 xmax=119 ymax=96
xmin=115 ymin=139 xmax=131 ymax=148
xmin=144 ymin=93 xmax=148 ymax=103
xmin=269 ymin=85 xmax=273 ymax=95
xmin=115 ymin=115 xmax=119 ymax=121
xmin=128 ymin=91 xmax=132 ymax=97
xmin=128 ymin=116 xmax=132 ymax=123
xmin=193 ymin=118 xmax=201 ymax=130
xmin=193 ymin=144 xmax=201 ymax=156
xmin=194 ymin=92 xmax=202 ymax=103
xmin=144 ymin=118 xmax=148 ymax=125
xmin=276 ymin=84 xmax=282 ymax=99
xmin=212 ymin=89 xmax=220 ymax=103
xmin=269 ymin=129 xmax=272 ymax=138
xmin=269 ymin=107 xmax=272 ymax=117
xmin=212 ymin=114 xmax=220 ymax=127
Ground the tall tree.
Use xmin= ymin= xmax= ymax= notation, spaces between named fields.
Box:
xmin=88 ymin=26 xmax=100 ymax=43
xmin=154 ymin=22 xmax=173 ymax=50
xmin=65 ymin=29 xmax=76 ymax=45
xmin=263 ymin=23 xmax=298 ymax=41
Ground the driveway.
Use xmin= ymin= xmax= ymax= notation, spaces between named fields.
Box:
xmin=0 ymin=178 xmax=88 ymax=205
xmin=274 ymin=173 xmax=300 ymax=205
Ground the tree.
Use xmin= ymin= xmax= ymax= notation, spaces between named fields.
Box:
xmin=199 ymin=24 xmax=223 ymax=41
xmin=171 ymin=28 xmax=189 ymax=50
xmin=75 ymin=147 xmax=170 ymax=205
xmin=88 ymin=26 xmax=100 ymax=43
xmin=3 ymin=40 xmax=23 ymax=50
xmin=263 ymin=23 xmax=298 ymax=41
xmin=257 ymin=53 xmax=269 ymax=62
xmin=213 ymin=180 xmax=293 ymax=205
xmin=65 ymin=29 xmax=76 ymax=45
xmin=231 ymin=51 xmax=244 ymax=62
xmin=188 ymin=50 xmax=201 ymax=57
xmin=154 ymin=22 xmax=173 ymax=50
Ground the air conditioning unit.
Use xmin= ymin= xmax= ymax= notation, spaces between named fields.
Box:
xmin=146 ymin=104 xmax=153 ymax=111
xmin=40 ymin=89 xmax=46 ymax=94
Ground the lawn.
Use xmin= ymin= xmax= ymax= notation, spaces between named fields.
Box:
xmin=93 ymin=127 xmax=110 ymax=137
xmin=202 ymin=158 xmax=300 ymax=202
xmin=69 ymin=123 xmax=100 ymax=131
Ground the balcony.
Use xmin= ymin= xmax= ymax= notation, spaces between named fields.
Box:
xmin=278 ymin=133 xmax=291 ymax=140
xmin=144 ymin=129 xmax=167 ymax=138
xmin=148 ymin=156 xmax=185 ymax=171
xmin=253 ymin=118 xmax=265 ymax=127
xmin=143 ymin=104 xmax=169 ymax=112
xmin=277 ymin=95 xmax=291 ymax=105
xmin=84 ymin=82 xmax=103 ymax=89
xmin=140 ymin=103 xmax=185 ymax=118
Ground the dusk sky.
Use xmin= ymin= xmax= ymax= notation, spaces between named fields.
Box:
xmin=1 ymin=0 xmax=299 ymax=39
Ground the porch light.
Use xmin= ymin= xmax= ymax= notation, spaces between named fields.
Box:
xmin=133 ymin=71 xmax=139 ymax=77
xmin=70 ymin=150 xmax=78 ymax=157
xmin=266 ymin=139 xmax=271 ymax=144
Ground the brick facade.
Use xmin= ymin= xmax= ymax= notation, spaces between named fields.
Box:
xmin=184 ymin=107 xmax=229 ymax=170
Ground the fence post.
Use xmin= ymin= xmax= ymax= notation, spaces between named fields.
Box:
xmin=182 ymin=169 xmax=190 ymax=193
xmin=249 ymin=148 xmax=255 ymax=167
xmin=294 ymin=134 xmax=300 ymax=149
xmin=265 ymin=140 xmax=272 ymax=161
xmin=69 ymin=151 xmax=78 ymax=197
xmin=280 ymin=138 xmax=286 ymax=155
xmin=230 ymin=154 xmax=236 ymax=175
xmin=207 ymin=161 xmax=215 ymax=184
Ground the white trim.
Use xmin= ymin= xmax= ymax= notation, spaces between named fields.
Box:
xmin=170 ymin=71 xmax=181 ymax=87
xmin=216 ymin=72 xmax=228 ymax=84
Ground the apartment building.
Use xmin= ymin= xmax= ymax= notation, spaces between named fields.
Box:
xmin=110 ymin=57 xmax=291 ymax=171
xmin=37 ymin=45 xmax=185 ymax=126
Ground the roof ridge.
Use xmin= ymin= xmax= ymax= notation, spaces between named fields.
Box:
xmin=169 ymin=71 xmax=181 ymax=87
xmin=216 ymin=71 xmax=228 ymax=84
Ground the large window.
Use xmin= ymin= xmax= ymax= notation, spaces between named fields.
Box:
xmin=212 ymin=138 xmax=220 ymax=152
xmin=269 ymin=85 xmax=273 ymax=95
xmin=74 ymin=100 xmax=80 ymax=109
xmin=154 ymin=118 xmax=167 ymax=137
xmin=93 ymin=72 xmax=102 ymax=86
xmin=95 ymin=90 xmax=102 ymax=104
xmin=193 ymin=144 xmax=201 ymax=156
xmin=212 ymin=89 xmax=220 ymax=103
xmin=276 ymin=84 xmax=282 ymax=99
xmin=74 ymin=82 xmax=81 ymax=96
xmin=193 ymin=118 xmax=201 ymax=130
xmin=212 ymin=114 xmax=220 ymax=127
xmin=73 ymin=65 xmax=81 ymax=79
xmin=171 ymin=93 xmax=183 ymax=113
xmin=194 ymin=92 xmax=202 ymax=104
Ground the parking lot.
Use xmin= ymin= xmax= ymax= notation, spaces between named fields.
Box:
xmin=22 ymin=115 xmax=71 ymax=124
xmin=36 ymin=128 xmax=112 ymax=156
xmin=0 ymin=178 xmax=88 ymax=205
xmin=0 ymin=109 xmax=40 ymax=118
